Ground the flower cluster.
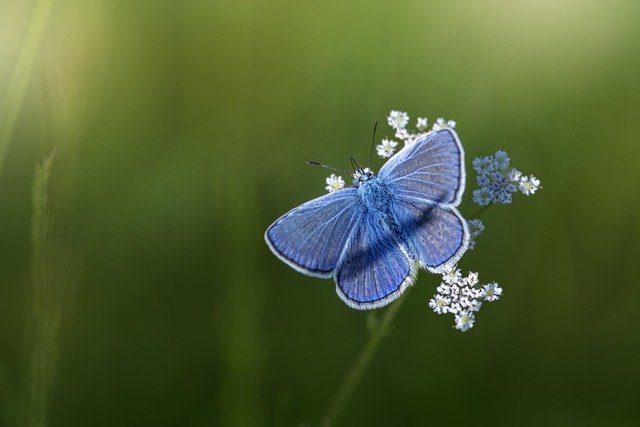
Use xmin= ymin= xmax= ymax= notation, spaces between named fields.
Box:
xmin=472 ymin=150 xmax=541 ymax=205
xmin=379 ymin=110 xmax=457 ymax=157
xmin=428 ymin=266 xmax=502 ymax=332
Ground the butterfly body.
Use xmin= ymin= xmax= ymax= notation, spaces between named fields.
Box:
xmin=357 ymin=173 xmax=389 ymax=211
xmin=266 ymin=129 xmax=469 ymax=310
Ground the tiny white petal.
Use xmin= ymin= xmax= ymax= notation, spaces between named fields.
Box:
xmin=416 ymin=117 xmax=428 ymax=131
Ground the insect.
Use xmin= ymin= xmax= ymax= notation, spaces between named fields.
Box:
xmin=264 ymin=128 xmax=469 ymax=310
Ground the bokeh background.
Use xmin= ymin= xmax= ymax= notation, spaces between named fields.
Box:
xmin=1 ymin=0 xmax=639 ymax=426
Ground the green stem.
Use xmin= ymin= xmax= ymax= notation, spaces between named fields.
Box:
xmin=323 ymin=288 xmax=411 ymax=426
xmin=469 ymin=204 xmax=492 ymax=219
xmin=0 ymin=0 xmax=55 ymax=176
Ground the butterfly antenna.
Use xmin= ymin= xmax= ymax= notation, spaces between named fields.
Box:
xmin=368 ymin=120 xmax=378 ymax=168
xmin=305 ymin=161 xmax=350 ymax=175
xmin=349 ymin=157 xmax=359 ymax=171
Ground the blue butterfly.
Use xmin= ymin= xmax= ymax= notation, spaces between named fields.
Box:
xmin=265 ymin=129 xmax=470 ymax=310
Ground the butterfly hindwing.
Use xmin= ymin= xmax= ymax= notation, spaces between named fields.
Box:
xmin=265 ymin=188 xmax=363 ymax=277
xmin=335 ymin=212 xmax=415 ymax=309
xmin=391 ymin=197 xmax=469 ymax=272
xmin=379 ymin=129 xmax=465 ymax=206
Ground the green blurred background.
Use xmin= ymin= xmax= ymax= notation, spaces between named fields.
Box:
xmin=1 ymin=0 xmax=639 ymax=425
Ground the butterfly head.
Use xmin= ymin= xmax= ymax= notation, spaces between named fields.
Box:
xmin=352 ymin=167 xmax=375 ymax=186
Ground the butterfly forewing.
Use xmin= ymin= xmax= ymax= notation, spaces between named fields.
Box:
xmin=379 ymin=129 xmax=465 ymax=206
xmin=265 ymin=188 xmax=363 ymax=277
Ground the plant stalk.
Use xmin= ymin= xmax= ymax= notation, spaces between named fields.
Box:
xmin=323 ymin=288 xmax=411 ymax=425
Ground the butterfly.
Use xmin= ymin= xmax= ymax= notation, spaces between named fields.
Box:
xmin=264 ymin=128 xmax=470 ymax=310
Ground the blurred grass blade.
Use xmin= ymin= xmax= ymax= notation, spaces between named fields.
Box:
xmin=323 ymin=289 xmax=410 ymax=426
xmin=27 ymin=149 xmax=58 ymax=427
xmin=0 ymin=0 xmax=55 ymax=176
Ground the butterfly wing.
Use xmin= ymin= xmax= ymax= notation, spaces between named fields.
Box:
xmin=265 ymin=188 xmax=363 ymax=277
xmin=379 ymin=129 xmax=465 ymax=206
xmin=390 ymin=197 xmax=469 ymax=272
xmin=335 ymin=211 xmax=416 ymax=309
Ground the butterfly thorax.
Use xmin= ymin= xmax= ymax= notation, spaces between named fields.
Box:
xmin=356 ymin=172 xmax=392 ymax=213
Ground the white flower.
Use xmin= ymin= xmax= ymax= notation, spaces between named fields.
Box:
xmin=394 ymin=128 xmax=411 ymax=142
xmin=416 ymin=117 xmax=428 ymax=131
xmin=459 ymin=296 xmax=473 ymax=308
xmin=519 ymin=175 xmax=541 ymax=196
xmin=429 ymin=295 xmax=450 ymax=314
xmin=449 ymin=302 xmax=462 ymax=315
xmin=465 ymin=271 xmax=479 ymax=287
xmin=494 ymin=150 xmax=510 ymax=170
xmin=387 ymin=110 xmax=409 ymax=129
xmin=376 ymin=139 xmax=398 ymax=158
xmin=483 ymin=282 xmax=503 ymax=302
xmin=431 ymin=117 xmax=456 ymax=131
xmin=436 ymin=283 xmax=451 ymax=295
xmin=472 ymin=188 xmax=492 ymax=206
xmin=469 ymin=299 xmax=483 ymax=312
xmin=442 ymin=266 xmax=462 ymax=284
xmin=508 ymin=168 xmax=522 ymax=182
xmin=454 ymin=310 xmax=475 ymax=332
xmin=325 ymin=174 xmax=345 ymax=192
xmin=467 ymin=219 xmax=484 ymax=237
xmin=431 ymin=118 xmax=445 ymax=131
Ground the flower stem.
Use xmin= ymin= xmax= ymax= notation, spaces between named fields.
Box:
xmin=469 ymin=204 xmax=492 ymax=219
xmin=323 ymin=287 xmax=411 ymax=426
